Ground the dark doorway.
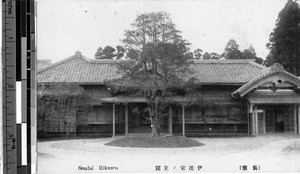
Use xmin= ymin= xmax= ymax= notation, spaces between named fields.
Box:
xmin=261 ymin=104 xmax=292 ymax=133
xmin=275 ymin=108 xmax=284 ymax=132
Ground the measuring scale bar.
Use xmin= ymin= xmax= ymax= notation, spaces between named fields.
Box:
xmin=3 ymin=1 xmax=17 ymax=173
xmin=2 ymin=0 xmax=35 ymax=173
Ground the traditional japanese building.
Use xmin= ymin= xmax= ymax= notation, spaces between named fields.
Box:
xmin=37 ymin=51 xmax=300 ymax=137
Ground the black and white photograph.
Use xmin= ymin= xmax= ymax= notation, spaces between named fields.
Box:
xmin=8 ymin=0 xmax=300 ymax=173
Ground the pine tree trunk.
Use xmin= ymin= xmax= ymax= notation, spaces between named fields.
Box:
xmin=151 ymin=118 xmax=160 ymax=137
xmin=151 ymin=103 xmax=160 ymax=137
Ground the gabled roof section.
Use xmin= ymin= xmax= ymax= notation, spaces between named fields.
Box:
xmin=37 ymin=52 xmax=265 ymax=85
xmin=232 ymin=63 xmax=300 ymax=97
xmin=192 ymin=59 xmax=264 ymax=84
xmin=37 ymin=51 xmax=121 ymax=84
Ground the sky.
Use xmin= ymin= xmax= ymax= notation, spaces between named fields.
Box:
xmin=36 ymin=0 xmax=288 ymax=63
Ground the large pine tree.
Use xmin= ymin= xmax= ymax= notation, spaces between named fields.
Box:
xmin=107 ymin=12 xmax=194 ymax=137
xmin=266 ymin=0 xmax=300 ymax=75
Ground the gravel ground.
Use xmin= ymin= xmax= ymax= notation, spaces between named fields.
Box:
xmin=37 ymin=134 xmax=300 ymax=173
xmin=105 ymin=135 xmax=204 ymax=148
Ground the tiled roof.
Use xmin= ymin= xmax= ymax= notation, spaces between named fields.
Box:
xmin=37 ymin=59 xmax=52 ymax=69
xmin=192 ymin=59 xmax=264 ymax=84
xmin=37 ymin=53 xmax=120 ymax=84
xmin=37 ymin=52 xmax=265 ymax=85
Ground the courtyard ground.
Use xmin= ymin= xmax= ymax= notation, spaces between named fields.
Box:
xmin=37 ymin=134 xmax=300 ymax=173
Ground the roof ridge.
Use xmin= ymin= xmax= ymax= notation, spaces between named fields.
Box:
xmin=37 ymin=59 xmax=51 ymax=62
xmin=83 ymin=56 xmax=125 ymax=64
xmin=193 ymin=59 xmax=256 ymax=64
xmin=246 ymin=59 xmax=265 ymax=69
xmin=37 ymin=55 xmax=76 ymax=74
xmin=79 ymin=55 xmax=91 ymax=62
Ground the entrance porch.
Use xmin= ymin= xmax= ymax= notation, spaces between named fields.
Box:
xmin=249 ymin=104 xmax=298 ymax=135
xmin=231 ymin=64 xmax=300 ymax=135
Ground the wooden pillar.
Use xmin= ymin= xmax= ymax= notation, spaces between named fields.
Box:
xmin=254 ymin=105 xmax=258 ymax=135
xmin=247 ymin=102 xmax=252 ymax=135
xmin=125 ymin=103 xmax=129 ymax=136
xmin=252 ymin=104 xmax=256 ymax=135
xmin=182 ymin=105 xmax=185 ymax=136
xmin=169 ymin=106 xmax=173 ymax=134
xmin=263 ymin=111 xmax=266 ymax=134
xmin=112 ymin=103 xmax=116 ymax=138
xmin=248 ymin=102 xmax=253 ymax=135
xmin=298 ymin=105 xmax=300 ymax=134
xmin=294 ymin=105 xmax=297 ymax=134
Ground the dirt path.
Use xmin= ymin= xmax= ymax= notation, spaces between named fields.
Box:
xmin=37 ymin=134 xmax=300 ymax=173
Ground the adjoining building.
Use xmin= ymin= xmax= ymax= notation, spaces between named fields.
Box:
xmin=37 ymin=51 xmax=300 ymax=137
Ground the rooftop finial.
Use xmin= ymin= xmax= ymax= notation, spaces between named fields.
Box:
xmin=270 ymin=63 xmax=284 ymax=72
xmin=75 ymin=51 xmax=81 ymax=58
